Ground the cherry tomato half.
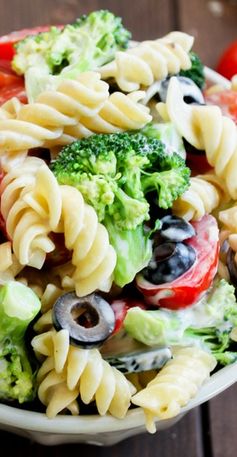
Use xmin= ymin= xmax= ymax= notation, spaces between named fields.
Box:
xmin=205 ymin=89 xmax=237 ymax=124
xmin=216 ymin=41 xmax=237 ymax=80
xmin=136 ymin=214 xmax=219 ymax=310
xmin=0 ymin=25 xmax=63 ymax=60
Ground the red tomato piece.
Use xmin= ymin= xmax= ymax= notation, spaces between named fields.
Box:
xmin=216 ymin=41 xmax=237 ymax=80
xmin=0 ymin=79 xmax=26 ymax=105
xmin=136 ymin=215 xmax=219 ymax=310
xmin=0 ymin=25 xmax=63 ymax=60
xmin=205 ymin=90 xmax=237 ymax=124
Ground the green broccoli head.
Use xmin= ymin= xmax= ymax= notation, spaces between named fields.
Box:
xmin=179 ymin=51 xmax=205 ymax=89
xmin=13 ymin=10 xmax=131 ymax=76
xmin=51 ymin=132 xmax=189 ymax=229
xmin=51 ymin=132 xmax=190 ymax=287
xmin=0 ymin=282 xmax=41 ymax=404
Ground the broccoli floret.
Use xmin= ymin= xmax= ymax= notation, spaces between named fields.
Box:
xmin=179 ymin=51 xmax=205 ymax=89
xmin=12 ymin=10 xmax=131 ymax=101
xmin=51 ymin=132 xmax=189 ymax=228
xmin=0 ymin=281 xmax=40 ymax=403
xmin=51 ymin=132 xmax=190 ymax=287
xmin=141 ymin=153 xmax=190 ymax=209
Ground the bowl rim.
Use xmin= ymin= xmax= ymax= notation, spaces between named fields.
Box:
xmin=0 ymin=66 xmax=236 ymax=436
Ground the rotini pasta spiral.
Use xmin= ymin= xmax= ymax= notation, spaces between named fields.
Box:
xmin=31 ymin=328 xmax=136 ymax=418
xmin=157 ymin=76 xmax=237 ymax=199
xmin=0 ymin=73 xmax=151 ymax=157
xmin=0 ymin=158 xmax=59 ymax=269
xmin=62 ymin=91 xmax=151 ymax=139
xmin=0 ymin=72 xmax=108 ymax=151
xmin=1 ymin=158 xmax=116 ymax=295
xmin=59 ymin=185 xmax=117 ymax=296
xmin=173 ymin=173 xmax=230 ymax=221
xmin=131 ymin=347 xmax=216 ymax=433
xmin=99 ymin=32 xmax=194 ymax=92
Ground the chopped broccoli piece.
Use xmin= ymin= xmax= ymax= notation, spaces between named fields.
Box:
xmin=141 ymin=153 xmax=190 ymax=209
xmin=0 ymin=281 xmax=40 ymax=403
xmin=12 ymin=10 xmax=131 ymax=100
xmin=179 ymin=51 xmax=205 ymax=89
xmin=124 ymin=279 xmax=237 ymax=365
xmin=51 ymin=132 xmax=190 ymax=228
xmin=51 ymin=132 xmax=190 ymax=287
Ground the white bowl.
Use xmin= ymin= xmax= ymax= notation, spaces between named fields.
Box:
xmin=0 ymin=67 xmax=236 ymax=447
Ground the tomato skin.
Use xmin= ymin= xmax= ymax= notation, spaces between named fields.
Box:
xmin=136 ymin=215 xmax=219 ymax=310
xmin=217 ymin=41 xmax=237 ymax=80
xmin=205 ymin=89 xmax=237 ymax=124
xmin=111 ymin=298 xmax=145 ymax=334
xmin=0 ymin=79 xmax=26 ymax=104
xmin=0 ymin=25 xmax=63 ymax=60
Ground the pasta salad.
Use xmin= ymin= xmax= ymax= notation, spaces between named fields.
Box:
xmin=0 ymin=9 xmax=237 ymax=435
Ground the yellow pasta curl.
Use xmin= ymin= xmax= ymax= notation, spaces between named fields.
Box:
xmin=157 ymin=77 xmax=237 ymax=199
xmin=131 ymin=347 xmax=216 ymax=433
xmin=99 ymin=32 xmax=194 ymax=92
xmin=1 ymin=158 xmax=116 ymax=295
xmin=32 ymin=329 xmax=136 ymax=419
xmin=0 ymin=73 xmax=151 ymax=159
xmin=173 ymin=172 xmax=229 ymax=221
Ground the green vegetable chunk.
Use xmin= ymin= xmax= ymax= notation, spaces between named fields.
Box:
xmin=51 ymin=132 xmax=190 ymax=286
xmin=12 ymin=10 xmax=131 ymax=101
xmin=124 ymin=279 xmax=237 ymax=365
xmin=0 ymin=281 xmax=41 ymax=403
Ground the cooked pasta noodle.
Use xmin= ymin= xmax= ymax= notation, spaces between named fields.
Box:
xmin=32 ymin=329 xmax=136 ymax=418
xmin=157 ymin=76 xmax=237 ymax=199
xmin=58 ymin=185 xmax=117 ymax=296
xmin=1 ymin=158 xmax=116 ymax=295
xmin=131 ymin=347 xmax=216 ymax=433
xmin=173 ymin=173 xmax=229 ymax=221
xmin=59 ymin=91 xmax=151 ymax=140
xmin=0 ymin=158 xmax=58 ymax=269
xmin=99 ymin=32 xmax=193 ymax=92
xmin=0 ymin=73 xmax=151 ymax=158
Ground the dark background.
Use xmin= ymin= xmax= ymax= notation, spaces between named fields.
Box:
xmin=0 ymin=0 xmax=237 ymax=455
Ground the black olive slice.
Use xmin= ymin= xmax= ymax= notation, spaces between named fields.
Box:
xmin=143 ymin=242 xmax=196 ymax=284
xmin=159 ymin=215 xmax=196 ymax=242
xmin=159 ymin=76 xmax=205 ymax=105
xmin=227 ymin=248 xmax=237 ymax=289
xmin=52 ymin=292 xmax=115 ymax=348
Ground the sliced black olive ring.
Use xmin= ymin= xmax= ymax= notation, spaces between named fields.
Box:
xmin=143 ymin=241 xmax=196 ymax=285
xmin=52 ymin=292 xmax=115 ymax=349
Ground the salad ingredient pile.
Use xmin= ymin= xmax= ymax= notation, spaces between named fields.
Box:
xmin=51 ymin=132 xmax=190 ymax=286
xmin=0 ymin=8 xmax=237 ymax=435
